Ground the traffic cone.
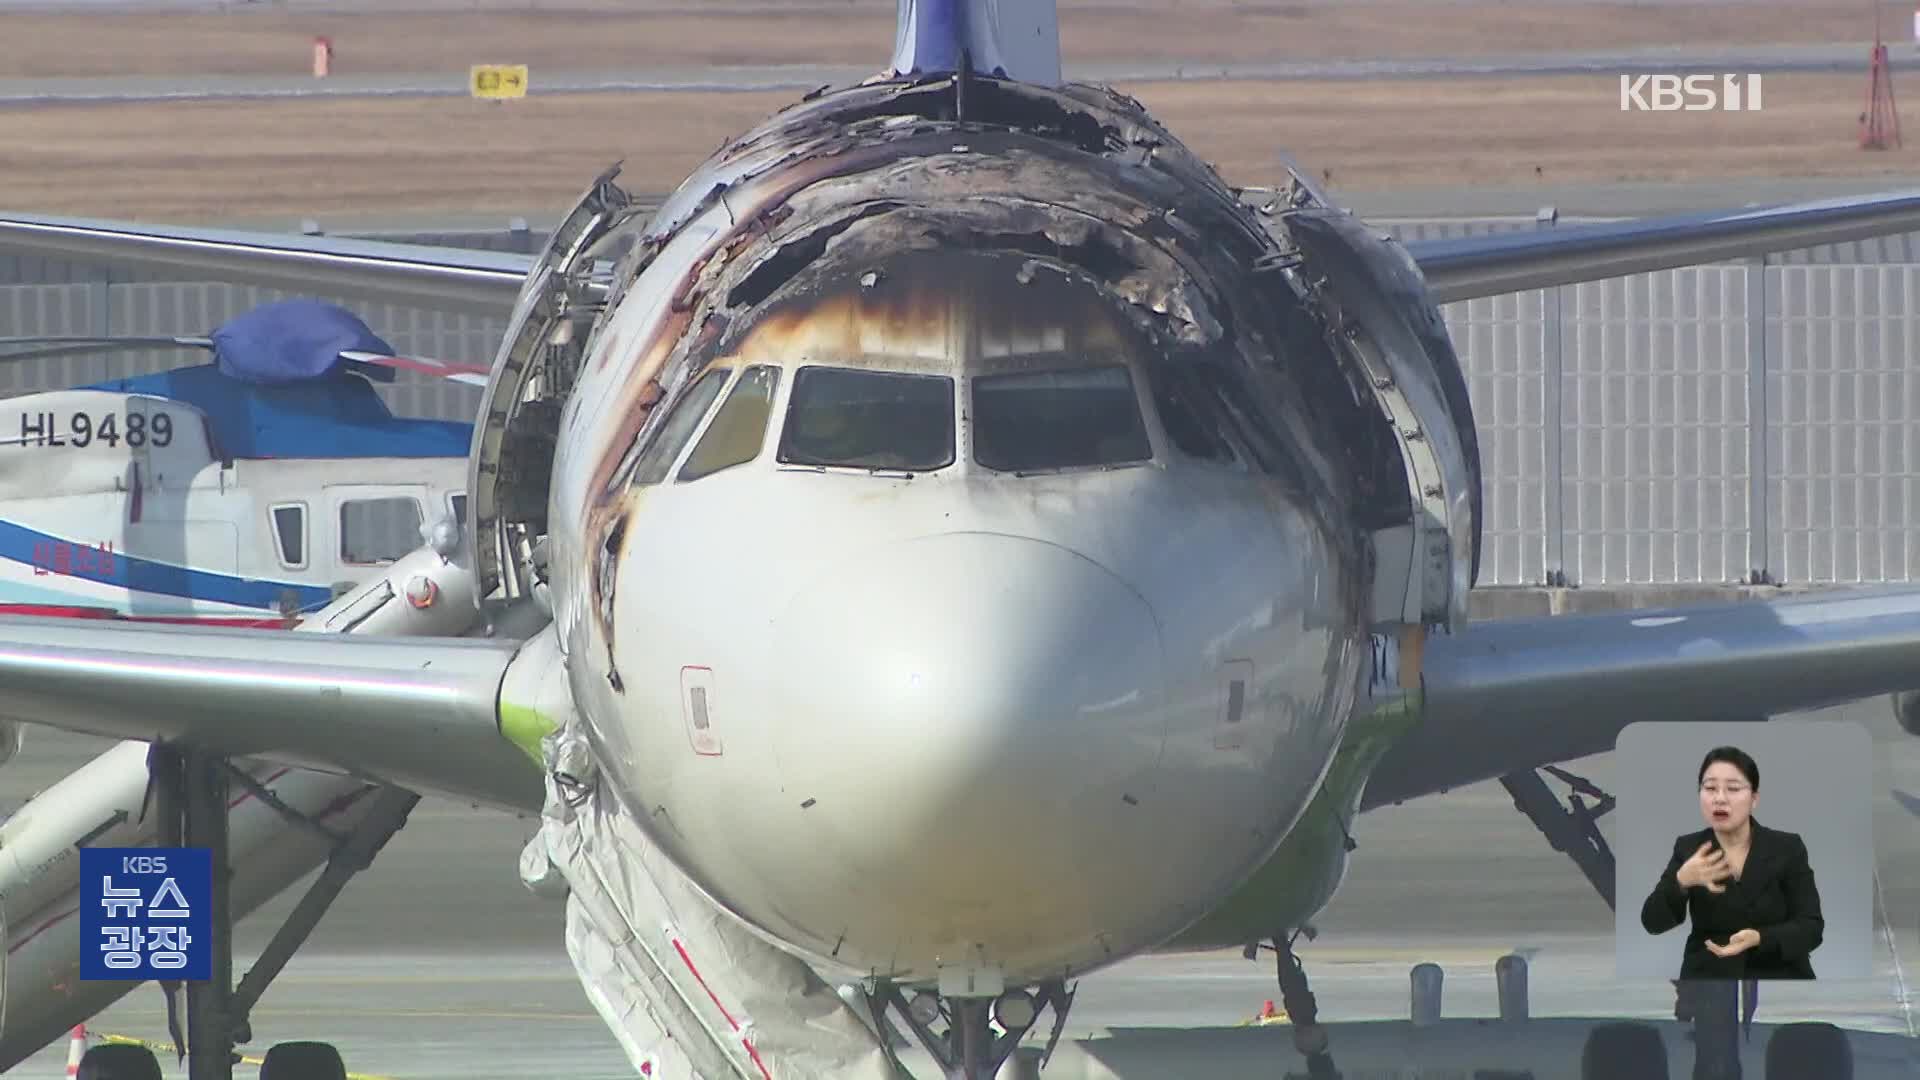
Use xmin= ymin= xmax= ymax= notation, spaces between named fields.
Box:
xmin=63 ymin=1025 xmax=86 ymax=1078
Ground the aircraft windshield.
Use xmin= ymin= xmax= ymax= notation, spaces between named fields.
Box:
xmin=971 ymin=365 xmax=1152 ymax=473
xmin=777 ymin=366 xmax=954 ymax=472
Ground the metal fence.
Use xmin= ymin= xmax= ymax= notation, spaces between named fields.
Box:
xmin=5 ymin=216 xmax=1920 ymax=588
xmin=0 ymin=280 xmax=495 ymax=426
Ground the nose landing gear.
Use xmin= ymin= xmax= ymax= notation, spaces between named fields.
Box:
xmin=860 ymin=978 xmax=1072 ymax=1079
xmin=1254 ymin=931 xmax=1341 ymax=1079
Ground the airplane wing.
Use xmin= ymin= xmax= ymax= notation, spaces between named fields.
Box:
xmin=0 ymin=212 xmax=533 ymax=314
xmin=1362 ymin=586 xmax=1920 ymax=809
xmin=1404 ymin=188 xmax=1920 ymax=303
xmin=13 ymin=190 xmax=1920 ymax=315
xmin=0 ymin=614 xmax=544 ymax=814
xmin=5 ymin=189 xmax=1920 ymax=821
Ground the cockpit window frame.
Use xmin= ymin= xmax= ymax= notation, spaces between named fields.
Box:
xmin=628 ymin=365 xmax=737 ymax=489
xmin=965 ymin=361 xmax=1160 ymax=477
xmin=676 ymin=364 xmax=783 ymax=483
xmin=774 ymin=363 xmax=959 ymax=476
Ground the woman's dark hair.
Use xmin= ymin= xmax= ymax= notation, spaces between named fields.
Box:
xmin=1698 ymin=746 xmax=1759 ymax=791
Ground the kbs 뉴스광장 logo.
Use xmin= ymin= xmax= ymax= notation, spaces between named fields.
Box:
xmin=79 ymin=848 xmax=212 ymax=981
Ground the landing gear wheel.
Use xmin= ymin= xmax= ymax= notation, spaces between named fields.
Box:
xmin=1274 ymin=934 xmax=1340 ymax=1079
xmin=259 ymin=1040 xmax=347 ymax=1080
xmin=75 ymin=1044 xmax=163 ymax=1080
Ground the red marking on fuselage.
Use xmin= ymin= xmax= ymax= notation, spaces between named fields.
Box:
xmin=0 ymin=604 xmax=292 ymax=629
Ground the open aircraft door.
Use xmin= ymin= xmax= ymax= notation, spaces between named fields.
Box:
xmin=1271 ymin=196 xmax=1482 ymax=639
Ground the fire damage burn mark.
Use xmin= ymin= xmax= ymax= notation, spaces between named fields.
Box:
xmin=573 ymin=69 xmax=1478 ymax=648
xmin=724 ymin=201 xmax=904 ymax=311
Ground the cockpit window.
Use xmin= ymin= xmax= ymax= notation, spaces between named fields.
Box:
xmin=777 ymin=367 xmax=955 ymax=472
xmin=971 ymin=366 xmax=1152 ymax=473
xmin=680 ymin=365 xmax=780 ymax=482
xmin=631 ymin=367 xmax=731 ymax=486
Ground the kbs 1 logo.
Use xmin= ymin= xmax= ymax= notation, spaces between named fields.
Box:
xmin=1619 ymin=74 xmax=1764 ymax=112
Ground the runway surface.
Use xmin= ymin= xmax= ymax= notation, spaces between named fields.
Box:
xmin=2 ymin=683 xmax=1915 ymax=1077
xmin=3 ymin=42 xmax=1916 ymax=105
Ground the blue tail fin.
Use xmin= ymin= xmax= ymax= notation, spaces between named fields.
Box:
xmin=890 ymin=0 xmax=1060 ymax=86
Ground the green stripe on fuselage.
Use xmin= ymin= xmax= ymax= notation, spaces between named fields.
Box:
xmin=500 ymin=701 xmax=558 ymax=768
xmin=1164 ymin=689 xmax=1422 ymax=951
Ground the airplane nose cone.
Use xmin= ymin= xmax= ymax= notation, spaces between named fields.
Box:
xmin=767 ymin=532 xmax=1167 ymax=978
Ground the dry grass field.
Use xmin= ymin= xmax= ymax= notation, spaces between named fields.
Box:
xmin=3 ymin=2 xmax=1919 ymax=222
xmin=0 ymin=1 xmax=1907 ymax=79
xmin=3 ymin=73 xmax=1916 ymax=222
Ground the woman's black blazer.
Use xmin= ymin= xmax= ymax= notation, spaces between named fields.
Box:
xmin=1639 ymin=819 xmax=1823 ymax=979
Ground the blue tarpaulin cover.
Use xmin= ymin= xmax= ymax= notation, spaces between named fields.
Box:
xmin=209 ymin=298 xmax=397 ymax=385
xmin=82 ymin=302 xmax=473 ymax=460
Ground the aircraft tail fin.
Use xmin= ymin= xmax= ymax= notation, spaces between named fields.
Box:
xmin=890 ymin=0 xmax=1061 ymax=86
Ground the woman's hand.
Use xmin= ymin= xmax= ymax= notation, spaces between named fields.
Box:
xmin=1676 ymin=842 xmax=1731 ymax=893
xmin=1706 ymin=929 xmax=1761 ymax=958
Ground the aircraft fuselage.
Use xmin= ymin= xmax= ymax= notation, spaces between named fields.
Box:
xmin=542 ymin=75 xmax=1414 ymax=988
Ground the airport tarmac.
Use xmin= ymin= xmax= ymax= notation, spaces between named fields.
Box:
xmin=1 ymin=42 xmax=1914 ymax=105
xmin=2 ymin=657 xmax=1915 ymax=1077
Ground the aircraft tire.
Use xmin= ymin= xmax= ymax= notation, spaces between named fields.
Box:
xmin=75 ymin=1043 xmax=162 ymax=1080
xmin=260 ymin=1040 xmax=348 ymax=1080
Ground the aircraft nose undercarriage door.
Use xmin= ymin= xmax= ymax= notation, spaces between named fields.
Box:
xmin=1276 ymin=206 xmax=1482 ymax=634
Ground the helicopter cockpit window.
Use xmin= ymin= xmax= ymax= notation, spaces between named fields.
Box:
xmin=631 ymin=367 xmax=732 ymax=486
xmin=679 ymin=365 xmax=781 ymax=482
xmin=270 ymin=503 xmax=307 ymax=570
xmin=777 ymin=366 xmax=955 ymax=472
xmin=340 ymin=496 xmax=423 ymax=566
xmin=971 ymin=366 xmax=1152 ymax=473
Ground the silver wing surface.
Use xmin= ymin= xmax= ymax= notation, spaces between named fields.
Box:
xmin=1404 ymin=188 xmax=1920 ymax=303
xmin=0 ymin=615 xmax=541 ymax=813
xmin=1364 ymin=587 xmax=1920 ymax=808
xmin=7 ymin=187 xmax=1920 ymax=816
xmin=13 ymin=188 xmax=1920 ymax=312
xmin=0 ymin=212 xmax=532 ymax=314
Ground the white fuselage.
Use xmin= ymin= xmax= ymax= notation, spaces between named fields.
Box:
xmin=530 ymin=70 xmax=1390 ymax=992
xmin=590 ymin=428 xmax=1352 ymax=984
xmin=545 ymin=254 xmax=1366 ymax=987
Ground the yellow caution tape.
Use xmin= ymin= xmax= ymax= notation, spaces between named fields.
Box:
xmin=99 ymin=1033 xmax=398 ymax=1080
